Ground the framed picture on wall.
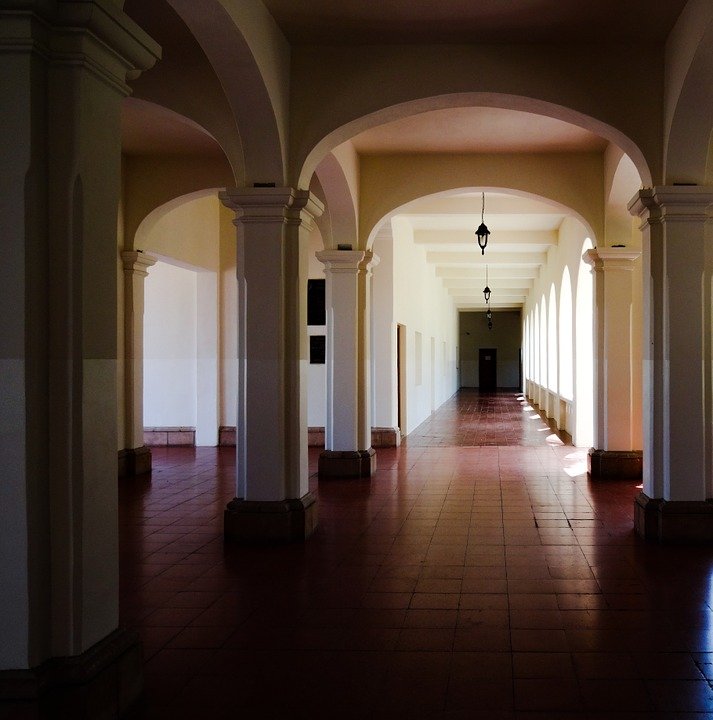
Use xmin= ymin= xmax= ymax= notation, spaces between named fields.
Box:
xmin=310 ymin=335 xmax=325 ymax=364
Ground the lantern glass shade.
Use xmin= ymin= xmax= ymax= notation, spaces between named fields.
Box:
xmin=483 ymin=285 xmax=491 ymax=303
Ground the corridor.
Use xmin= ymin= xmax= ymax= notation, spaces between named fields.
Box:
xmin=121 ymin=391 xmax=713 ymax=719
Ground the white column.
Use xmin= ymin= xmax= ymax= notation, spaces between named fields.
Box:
xmin=316 ymin=250 xmax=379 ymax=477
xmin=629 ymin=186 xmax=713 ymax=541
xmin=220 ymin=187 xmax=323 ymax=541
xmin=120 ymin=250 xmax=156 ymax=473
xmin=584 ymin=248 xmax=642 ymax=478
xmin=0 ymin=0 xmax=159 ymax=710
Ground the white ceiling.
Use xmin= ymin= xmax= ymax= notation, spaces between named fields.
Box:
xmin=392 ymin=192 xmax=565 ymax=311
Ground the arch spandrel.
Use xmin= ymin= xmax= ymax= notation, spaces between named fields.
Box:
xmin=313 ymin=152 xmax=359 ymax=249
xmin=361 ymin=154 xmax=602 ymax=250
xmin=167 ymin=0 xmax=287 ymax=185
xmin=293 ymin=51 xmax=659 ymax=187
xmin=663 ymin=0 xmax=713 ymax=184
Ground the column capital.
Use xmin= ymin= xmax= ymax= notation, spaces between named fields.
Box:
xmin=2 ymin=0 xmax=162 ymax=94
xmin=121 ymin=250 xmax=156 ymax=277
xmin=220 ymin=187 xmax=324 ymax=227
xmin=316 ymin=249 xmax=379 ymax=273
xmin=628 ymin=186 xmax=713 ymax=226
xmin=583 ymin=247 xmax=641 ymax=272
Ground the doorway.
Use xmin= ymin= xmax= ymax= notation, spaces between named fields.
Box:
xmin=479 ymin=348 xmax=497 ymax=391
xmin=397 ymin=324 xmax=407 ymax=435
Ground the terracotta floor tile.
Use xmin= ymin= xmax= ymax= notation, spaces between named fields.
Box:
xmin=120 ymin=390 xmax=713 ymax=719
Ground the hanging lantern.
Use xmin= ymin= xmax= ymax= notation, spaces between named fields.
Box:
xmin=483 ymin=264 xmax=491 ymax=304
xmin=475 ymin=192 xmax=490 ymax=254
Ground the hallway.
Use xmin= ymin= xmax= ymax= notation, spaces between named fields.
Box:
xmin=121 ymin=392 xmax=713 ymax=719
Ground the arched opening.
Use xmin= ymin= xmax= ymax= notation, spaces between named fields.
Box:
xmin=135 ymin=191 xmax=234 ymax=450
xmin=547 ymin=284 xmax=558 ymax=393
xmin=539 ymin=300 xmax=548 ymax=396
xmin=559 ymin=267 xmax=574 ymax=401
xmin=575 ymin=237 xmax=595 ymax=447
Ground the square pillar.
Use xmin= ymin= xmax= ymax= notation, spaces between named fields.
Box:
xmin=316 ymin=250 xmax=379 ymax=478
xmin=584 ymin=248 xmax=643 ymax=479
xmin=119 ymin=251 xmax=157 ymax=476
xmin=629 ymin=186 xmax=713 ymax=542
xmin=0 ymin=2 xmax=159 ymax=716
xmin=220 ymin=187 xmax=323 ymax=541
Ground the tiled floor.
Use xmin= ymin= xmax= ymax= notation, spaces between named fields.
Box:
xmin=122 ymin=390 xmax=713 ymax=719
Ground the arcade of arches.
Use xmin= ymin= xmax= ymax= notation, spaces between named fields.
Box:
xmin=4 ymin=0 xmax=713 ymax=715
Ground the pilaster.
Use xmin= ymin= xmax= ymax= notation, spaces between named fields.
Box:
xmin=220 ymin=187 xmax=323 ymax=541
xmin=120 ymin=250 xmax=156 ymax=476
xmin=629 ymin=186 xmax=713 ymax=541
xmin=584 ymin=247 xmax=643 ymax=479
xmin=316 ymin=249 xmax=379 ymax=478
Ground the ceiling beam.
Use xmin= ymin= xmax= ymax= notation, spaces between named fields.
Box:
xmin=437 ymin=266 xmax=538 ymax=279
xmin=427 ymin=251 xmax=547 ymax=266
xmin=413 ymin=229 xmax=558 ymax=245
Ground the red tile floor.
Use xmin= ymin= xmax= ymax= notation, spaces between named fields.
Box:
xmin=122 ymin=390 xmax=713 ymax=719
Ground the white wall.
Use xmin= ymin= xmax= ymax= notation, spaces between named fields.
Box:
xmin=139 ymin=193 xmax=225 ymax=444
xmin=144 ymin=261 xmax=198 ymax=427
xmin=372 ymin=216 xmax=459 ymax=435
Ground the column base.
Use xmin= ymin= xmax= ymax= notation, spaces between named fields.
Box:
xmin=318 ymin=448 xmax=377 ymax=478
xmin=371 ymin=427 xmax=401 ymax=448
xmin=118 ymin=445 xmax=152 ymax=477
xmin=588 ymin=448 xmax=642 ymax=479
xmin=635 ymin=492 xmax=713 ymax=543
xmin=224 ymin=492 xmax=317 ymax=543
xmin=0 ymin=628 xmax=142 ymax=719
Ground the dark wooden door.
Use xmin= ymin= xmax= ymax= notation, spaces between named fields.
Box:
xmin=479 ymin=348 xmax=497 ymax=391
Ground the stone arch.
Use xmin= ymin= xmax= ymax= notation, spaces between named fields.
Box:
xmin=605 ymin=150 xmax=642 ymax=245
xmin=166 ymin=0 xmax=287 ymax=185
xmin=298 ymin=93 xmax=653 ymax=189
xmin=313 ymin=152 xmax=359 ymax=249
xmin=664 ymin=0 xmax=713 ymax=183
xmin=365 ymin=186 xmax=598 ymax=252
xmin=124 ymin=142 xmax=233 ymax=251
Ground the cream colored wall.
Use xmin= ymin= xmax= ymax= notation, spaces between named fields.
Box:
xmin=139 ymin=193 xmax=220 ymax=270
xmin=292 ymin=44 xmax=660 ymax=185
xmin=460 ymin=311 xmax=522 ymax=388
xmin=123 ymin=155 xmax=233 ymax=249
xmin=390 ymin=217 xmax=459 ymax=434
xmin=360 ymin=153 xmax=604 ymax=249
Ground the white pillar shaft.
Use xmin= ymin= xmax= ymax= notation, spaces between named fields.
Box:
xmin=587 ymin=249 xmax=640 ymax=451
xmin=630 ymin=187 xmax=713 ymax=501
xmin=221 ymin=188 xmax=323 ymax=502
xmin=121 ymin=251 xmax=156 ymax=449
xmin=317 ymin=250 xmax=379 ymax=453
